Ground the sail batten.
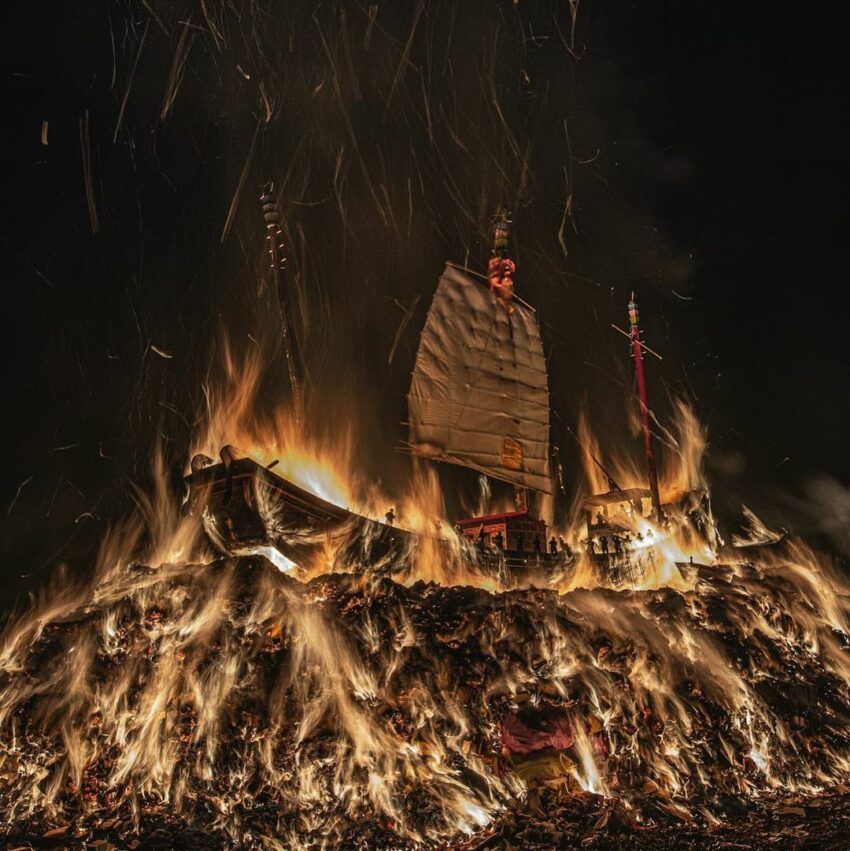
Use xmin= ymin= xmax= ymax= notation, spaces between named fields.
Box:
xmin=407 ymin=263 xmax=552 ymax=494
xmin=410 ymin=394 xmax=549 ymax=419
xmin=414 ymin=405 xmax=549 ymax=434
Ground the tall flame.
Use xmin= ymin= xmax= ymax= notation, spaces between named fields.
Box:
xmin=2 ymin=335 xmax=849 ymax=847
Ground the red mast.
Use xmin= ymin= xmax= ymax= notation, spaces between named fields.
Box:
xmin=628 ymin=292 xmax=663 ymax=519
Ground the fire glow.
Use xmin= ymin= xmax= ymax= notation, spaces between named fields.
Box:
xmin=0 ymin=193 xmax=846 ymax=851
xmin=1 ymin=361 xmax=850 ymax=849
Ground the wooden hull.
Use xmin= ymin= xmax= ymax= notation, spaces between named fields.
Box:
xmin=185 ymin=457 xmax=417 ymax=573
xmin=185 ymin=456 xmax=572 ymax=584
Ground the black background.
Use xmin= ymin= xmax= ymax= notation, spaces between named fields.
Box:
xmin=1 ymin=0 xmax=848 ymax=608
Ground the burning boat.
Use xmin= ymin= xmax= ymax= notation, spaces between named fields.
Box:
xmin=186 ymin=198 xmax=707 ymax=587
xmin=184 ymin=447 xmax=418 ymax=574
xmin=187 ymin=206 xmax=576 ymax=581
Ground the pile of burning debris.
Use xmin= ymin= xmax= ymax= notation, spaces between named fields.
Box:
xmin=1 ymin=537 xmax=850 ymax=849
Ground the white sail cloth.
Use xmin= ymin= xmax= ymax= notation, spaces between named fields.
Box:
xmin=407 ymin=263 xmax=551 ymax=494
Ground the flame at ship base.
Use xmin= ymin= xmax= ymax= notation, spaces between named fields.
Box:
xmin=1 ymin=349 xmax=849 ymax=848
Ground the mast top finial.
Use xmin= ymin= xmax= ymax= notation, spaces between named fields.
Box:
xmin=261 ymin=183 xmax=280 ymax=227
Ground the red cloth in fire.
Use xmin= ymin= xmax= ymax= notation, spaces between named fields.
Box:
xmin=500 ymin=706 xmax=606 ymax=756
xmin=500 ymin=706 xmax=575 ymax=754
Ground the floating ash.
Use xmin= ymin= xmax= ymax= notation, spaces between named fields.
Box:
xmin=1 ymin=539 xmax=849 ymax=848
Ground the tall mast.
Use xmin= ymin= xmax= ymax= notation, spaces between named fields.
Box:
xmin=628 ymin=292 xmax=663 ymax=518
xmin=406 ymin=213 xmax=552 ymax=497
xmin=487 ymin=211 xmax=527 ymax=509
xmin=261 ymin=183 xmax=303 ymax=423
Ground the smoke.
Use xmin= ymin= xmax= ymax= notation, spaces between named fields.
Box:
xmin=787 ymin=476 xmax=850 ymax=557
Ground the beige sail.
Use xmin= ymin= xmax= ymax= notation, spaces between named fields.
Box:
xmin=407 ymin=263 xmax=551 ymax=494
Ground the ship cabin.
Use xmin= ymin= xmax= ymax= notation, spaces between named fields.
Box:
xmin=456 ymin=509 xmax=547 ymax=556
xmin=583 ymin=487 xmax=651 ymax=553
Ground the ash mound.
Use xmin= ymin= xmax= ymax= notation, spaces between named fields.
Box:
xmin=1 ymin=546 xmax=850 ymax=849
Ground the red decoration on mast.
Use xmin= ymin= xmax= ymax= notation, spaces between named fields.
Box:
xmin=487 ymin=211 xmax=516 ymax=314
xmin=628 ymin=292 xmax=663 ymax=519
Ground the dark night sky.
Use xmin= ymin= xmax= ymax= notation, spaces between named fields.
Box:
xmin=1 ymin=1 xmax=849 ymax=605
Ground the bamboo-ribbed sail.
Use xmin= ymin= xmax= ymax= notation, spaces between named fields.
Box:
xmin=407 ymin=263 xmax=551 ymax=494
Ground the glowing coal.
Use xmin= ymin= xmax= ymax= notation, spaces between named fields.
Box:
xmin=1 ymin=536 xmax=849 ymax=848
xmin=1 ymin=341 xmax=847 ymax=848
